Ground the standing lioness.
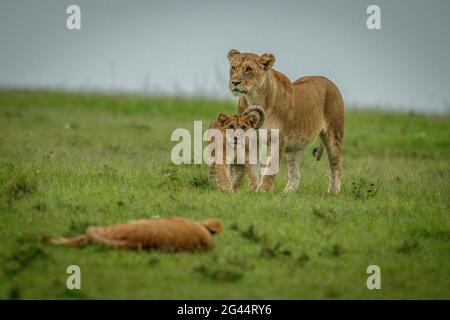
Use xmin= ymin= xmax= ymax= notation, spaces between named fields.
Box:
xmin=227 ymin=49 xmax=344 ymax=193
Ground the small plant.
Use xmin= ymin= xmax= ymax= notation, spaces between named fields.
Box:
xmin=320 ymin=244 xmax=345 ymax=257
xmin=190 ymin=172 xmax=211 ymax=189
xmin=194 ymin=264 xmax=244 ymax=282
xmin=3 ymin=242 xmax=47 ymax=277
xmin=397 ymin=239 xmax=420 ymax=254
xmin=351 ymin=177 xmax=380 ymax=199
xmin=260 ymin=241 xmax=291 ymax=258
xmin=159 ymin=163 xmax=182 ymax=194
xmin=68 ymin=219 xmax=92 ymax=235
xmin=32 ymin=201 xmax=47 ymax=212
xmin=297 ymin=253 xmax=310 ymax=267
xmin=148 ymin=257 xmax=160 ymax=266
xmin=7 ymin=174 xmax=36 ymax=200
xmin=194 ymin=256 xmax=251 ymax=282
xmin=0 ymin=170 xmax=38 ymax=207
xmin=232 ymin=224 xmax=291 ymax=258
xmin=411 ymin=228 xmax=450 ymax=241
xmin=312 ymin=207 xmax=336 ymax=223
xmin=329 ymin=244 xmax=345 ymax=257
xmin=239 ymin=225 xmax=264 ymax=243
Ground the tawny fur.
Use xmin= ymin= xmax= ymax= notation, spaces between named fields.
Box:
xmin=207 ymin=106 xmax=265 ymax=192
xmin=227 ymin=49 xmax=345 ymax=193
xmin=52 ymin=217 xmax=223 ymax=251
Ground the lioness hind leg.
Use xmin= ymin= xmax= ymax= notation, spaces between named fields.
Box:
xmin=283 ymin=150 xmax=305 ymax=193
xmin=321 ymin=131 xmax=343 ymax=194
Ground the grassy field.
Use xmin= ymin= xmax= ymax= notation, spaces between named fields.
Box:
xmin=0 ymin=89 xmax=449 ymax=299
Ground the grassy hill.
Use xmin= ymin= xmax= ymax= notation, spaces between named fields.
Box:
xmin=0 ymin=89 xmax=449 ymax=299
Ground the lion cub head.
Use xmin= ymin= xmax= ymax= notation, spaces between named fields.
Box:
xmin=227 ymin=49 xmax=275 ymax=97
xmin=215 ymin=106 xmax=265 ymax=148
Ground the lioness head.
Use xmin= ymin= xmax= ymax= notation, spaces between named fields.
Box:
xmin=216 ymin=106 xmax=265 ymax=147
xmin=227 ymin=49 xmax=275 ymax=97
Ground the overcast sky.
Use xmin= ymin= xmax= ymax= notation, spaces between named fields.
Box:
xmin=0 ymin=0 xmax=449 ymax=112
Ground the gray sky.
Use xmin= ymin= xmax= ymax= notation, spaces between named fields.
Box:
xmin=0 ymin=0 xmax=449 ymax=112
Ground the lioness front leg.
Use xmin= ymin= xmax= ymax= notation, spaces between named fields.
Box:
xmin=283 ymin=149 xmax=305 ymax=193
xmin=257 ymin=156 xmax=280 ymax=192
xmin=214 ymin=164 xmax=234 ymax=192
xmin=257 ymin=173 xmax=276 ymax=192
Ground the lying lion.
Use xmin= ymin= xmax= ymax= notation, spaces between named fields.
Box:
xmin=52 ymin=217 xmax=223 ymax=251
xmin=207 ymin=106 xmax=265 ymax=192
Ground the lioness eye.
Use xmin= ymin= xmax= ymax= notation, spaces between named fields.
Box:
xmin=245 ymin=67 xmax=252 ymax=74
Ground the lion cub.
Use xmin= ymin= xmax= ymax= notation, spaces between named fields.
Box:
xmin=207 ymin=106 xmax=265 ymax=192
xmin=52 ymin=217 xmax=223 ymax=251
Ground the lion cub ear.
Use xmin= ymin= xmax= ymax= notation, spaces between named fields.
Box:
xmin=244 ymin=106 xmax=265 ymax=129
xmin=227 ymin=49 xmax=240 ymax=62
xmin=217 ymin=112 xmax=229 ymax=126
xmin=246 ymin=112 xmax=261 ymax=129
xmin=260 ymin=53 xmax=275 ymax=70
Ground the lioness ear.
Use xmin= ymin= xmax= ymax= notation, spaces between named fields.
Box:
xmin=260 ymin=53 xmax=275 ymax=70
xmin=217 ymin=112 xmax=229 ymax=126
xmin=227 ymin=49 xmax=240 ymax=62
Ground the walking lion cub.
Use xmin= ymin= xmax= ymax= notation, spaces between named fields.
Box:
xmin=208 ymin=106 xmax=265 ymax=192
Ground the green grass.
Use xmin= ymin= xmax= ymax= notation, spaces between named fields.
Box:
xmin=0 ymin=89 xmax=449 ymax=299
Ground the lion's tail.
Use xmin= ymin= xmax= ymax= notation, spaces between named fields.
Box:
xmin=312 ymin=143 xmax=324 ymax=161
xmin=51 ymin=234 xmax=88 ymax=247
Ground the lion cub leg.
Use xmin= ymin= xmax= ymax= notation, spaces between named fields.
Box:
xmin=86 ymin=227 xmax=136 ymax=249
xmin=246 ymin=164 xmax=260 ymax=191
xmin=230 ymin=164 xmax=259 ymax=191
xmin=283 ymin=150 xmax=305 ymax=193
xmin=257 ymin=136 xmax=285 ymax=192
xmin=230 ymin=164 xmax=246 ymax=190
xmin=214 ymin=163 xmax=234 ymax=192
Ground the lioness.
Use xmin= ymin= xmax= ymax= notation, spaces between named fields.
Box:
xmin=208 ymin=106 xmax=265 ymax=192
xmin=227 ymin=49 xmax=344 ymax=193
